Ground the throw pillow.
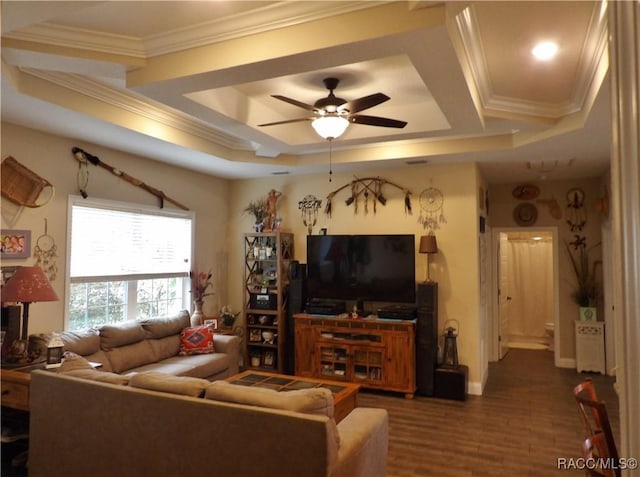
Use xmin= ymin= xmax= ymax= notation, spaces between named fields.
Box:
xmin=56 ymin=351 xmax=94 ymax=373
xmin=179 ymin=325 xmax=215 ymax=356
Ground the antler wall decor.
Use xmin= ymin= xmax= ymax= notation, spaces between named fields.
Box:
xmin=324 ymin=177 xmax=412 ymax=217
xmin=72 ymin=147 xmax=188 ymax=210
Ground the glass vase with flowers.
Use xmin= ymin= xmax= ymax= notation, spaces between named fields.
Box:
xmin=190 ymin=270 xmax=213 ymax=326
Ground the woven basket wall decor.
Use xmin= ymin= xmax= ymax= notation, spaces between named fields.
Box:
xmin=1 ymin=156 xmax=55 ymax=208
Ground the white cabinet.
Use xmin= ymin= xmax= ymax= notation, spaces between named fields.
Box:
xmin=575 ymin=320 xmax=606 ymax=374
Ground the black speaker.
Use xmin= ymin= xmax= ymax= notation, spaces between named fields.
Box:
xmin=435 ymin=365 xmax=468 ymax=401
xmin=286 ymin=271 xmax=306 ymax=374
xmin=416 ymin=283 xmax=438 ymax=396
xmin=1 ymin=305 xmax=22 ymax=358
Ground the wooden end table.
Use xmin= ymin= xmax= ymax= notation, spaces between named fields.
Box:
xmin=225 ymin=370 xmax=360 ymax=423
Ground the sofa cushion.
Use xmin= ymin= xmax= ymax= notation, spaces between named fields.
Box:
xmin=60 ymin=329 xmax=100 ymax=356
xmin=205 ymin=381 xmax=334 ymax=417
xmin=206 ymin=381 xmax=340 ymax=447
xmin=100 ymin=321 xmax=146 ymax=350
xmin=140 ymin=311 xmax=190 ymax=339
xmin=128 ymin=371 xmax=209 ymax=397
xmin=61 ymin=368 xmax=131 ymax=386
xmin=179 ymin=325 xmax=215 ymax=356
xmin=127 ymin=353 xmax=231 ymax=379
xmin=148 ymin=335 xmax=181 ymax=362
xmin=106 ymin=340 xmax=156 ymax=373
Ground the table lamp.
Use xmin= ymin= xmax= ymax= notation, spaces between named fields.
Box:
xmin=1 ymin=266 xmax=59 ymax=363
xmin=419 ymin=235 xmax=438 ymax=283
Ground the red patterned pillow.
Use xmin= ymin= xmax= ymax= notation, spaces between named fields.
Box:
xmin=179 ymin=325 xmax=215 ymax=356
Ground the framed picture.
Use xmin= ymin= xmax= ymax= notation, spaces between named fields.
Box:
xmin=204 ymin=319 xmax=218 ymax=330
xmin=249 ymin=329 xmax=261 ymax=342
xmin=1 ymin=230 xmax=31 ymax=259
xmin=45 ymin=346 xmax=64 ymax=368
xmin=263 ymin=351 xmax=275 ymax=367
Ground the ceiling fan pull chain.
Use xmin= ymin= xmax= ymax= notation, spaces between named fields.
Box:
xmin=328 ymin=138 xmax=333 ymax=182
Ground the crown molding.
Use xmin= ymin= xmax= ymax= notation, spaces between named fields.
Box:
xmin=454 ymin=3 xmax=607 ymax=121
xmin=4 ymin=2 xmax=380 ymax=60
xmin=19 ymin=67 xmax=253 ymax=151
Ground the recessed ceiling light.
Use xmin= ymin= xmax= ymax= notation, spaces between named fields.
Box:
xmin=532 ymin=41 xmax=558 ymax=61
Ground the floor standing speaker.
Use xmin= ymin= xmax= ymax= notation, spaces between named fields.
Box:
xmin=416 ymin=282 xmax=438 ymax=396
xmin=286 ymin=271 xmax=306 ymax=375
xmin=1 ymin=305 xmax=22 ymax=358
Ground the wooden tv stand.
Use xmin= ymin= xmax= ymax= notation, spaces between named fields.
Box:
xmin=294 ymin=313 xmax=416 ymax=399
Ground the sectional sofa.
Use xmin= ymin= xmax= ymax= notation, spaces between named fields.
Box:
xmin=28 ymin=367 xmax=389 ymax=477
xmin=58 ymin=310 xmax=240 ymax=380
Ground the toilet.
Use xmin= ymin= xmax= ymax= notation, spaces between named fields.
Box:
xmin=544 ymin=322 xmax=555 ymax=351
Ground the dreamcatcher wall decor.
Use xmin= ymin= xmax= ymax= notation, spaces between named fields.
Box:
xmin=298 ymin=194 xmax=322 ymax=235
xmin=418 ymin=186 xmax=446 ymax=232
xmin=33 ymin=218 xmax=58 ymax=281
xmin=324 ymin=176 xmax=412 ymax=217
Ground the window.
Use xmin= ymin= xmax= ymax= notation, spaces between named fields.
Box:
xmin=67 ymin=196 xmax=193 ymax=330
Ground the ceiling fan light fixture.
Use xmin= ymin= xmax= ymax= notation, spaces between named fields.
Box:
xmin=312 ymin=115 xmax=349 ymax=140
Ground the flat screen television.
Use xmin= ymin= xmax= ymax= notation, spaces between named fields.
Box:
xmin=306 ymin=234 xmax=416 ymax=304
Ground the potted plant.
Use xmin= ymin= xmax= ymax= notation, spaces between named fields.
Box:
xmin=220 ymin=305 xmax=240 ymax=329
xmin=243 ymin=200 xmax=267 ymax=232
xmin=564 ymin=240 xmax=602 ymax=320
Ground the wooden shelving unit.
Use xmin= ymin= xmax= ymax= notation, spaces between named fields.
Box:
xmin=243 ymin=232 xmax=294 ymax=373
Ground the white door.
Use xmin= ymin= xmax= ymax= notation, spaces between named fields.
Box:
xmin=498 ymin=235 xmax=511 ymax=359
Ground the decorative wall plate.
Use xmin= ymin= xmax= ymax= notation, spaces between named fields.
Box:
xmin=512 ymin=184 xmax=540 ymax=201
xmin=513 ymin=203 xmax=538 ymax=226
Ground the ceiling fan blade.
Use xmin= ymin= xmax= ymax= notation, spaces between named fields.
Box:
xmin=350 ymin=114 xmax=407 ymax=128
xmin=258 ymin=117 xmax=312 ymax=127
xmin=340 ymin=93 xmax=389 ymax=114
xmin=271 ymin=95 xmax=316 ymax=112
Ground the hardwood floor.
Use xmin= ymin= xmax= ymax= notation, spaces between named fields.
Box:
xmin=0 ymin=349 xmax=618 ymax=476
xmin=358 ymin=348 xmax=620 ymax=477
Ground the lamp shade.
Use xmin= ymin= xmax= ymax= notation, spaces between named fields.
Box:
xmin=419 ymin=235 xmax=438 ymax=254
xmin=312 ymin=115 xmax=349 ymax=139
xmin=1 ymin=266 xmax=59 ymax=303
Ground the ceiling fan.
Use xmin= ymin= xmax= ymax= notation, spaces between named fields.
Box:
xmin=258 ymin=77 xmax=407 ymax=140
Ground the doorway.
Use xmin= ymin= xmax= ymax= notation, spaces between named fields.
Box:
xmin=492 ymin=227 xmax=560 ymax=366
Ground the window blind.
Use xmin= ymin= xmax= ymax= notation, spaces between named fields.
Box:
xmin=70 ymin=202 xmax=192 ymax=281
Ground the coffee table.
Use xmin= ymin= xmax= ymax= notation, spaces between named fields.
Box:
xmin=225 ymin=370 xmax=360 ymax=423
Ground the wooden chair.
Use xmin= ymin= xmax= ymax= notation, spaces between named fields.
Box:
xmin=573 ymin=379 xmax=620 ymax=477
xmin=581 ymin=432 xmax=611 ymax=477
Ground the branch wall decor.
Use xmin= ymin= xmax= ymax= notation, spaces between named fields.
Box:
xmin=324 ymin=176 xmax=412 ymax=217
xmin=71 ymin=147 xmax=188 ymax=210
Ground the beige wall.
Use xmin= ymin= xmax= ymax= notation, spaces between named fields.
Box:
xmin=1 ymin=123 xmax=230 ymax=331
xmin=487 ymin=178 xmax=606 ymax=365
xmin=2 ymin=121 xmax=502 ymax=393
xmin=227 ymin=162 xmax=483 ymax=391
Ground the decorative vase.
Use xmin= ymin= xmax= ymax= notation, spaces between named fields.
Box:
xmin=191 ymin=300 xmax=204 ymax=326
xmin=579 ymin=306 xmax=597 ymax=322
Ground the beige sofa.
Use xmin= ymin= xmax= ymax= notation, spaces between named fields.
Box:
xmin=58 ymin=310 xmax=240 ymax=380
xmin=28 ymin=370 xmax=389 ymax=477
